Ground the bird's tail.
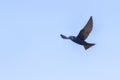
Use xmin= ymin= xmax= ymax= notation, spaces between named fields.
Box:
xmin=84 ymin=43 xmax=95 ymax=50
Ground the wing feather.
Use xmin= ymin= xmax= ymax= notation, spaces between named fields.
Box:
xmin=77 ymin=16 xmax=93 ymax=40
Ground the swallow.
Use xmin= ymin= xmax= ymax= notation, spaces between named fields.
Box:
xmin=60 ymin=16 xmax=95 ymax=50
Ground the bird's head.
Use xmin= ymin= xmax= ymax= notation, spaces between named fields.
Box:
xmin=68 ymin=36 xmax=76 ymax=40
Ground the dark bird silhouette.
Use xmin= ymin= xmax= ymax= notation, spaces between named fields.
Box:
xmin=60 ymin=16 xmax=95 ymax=50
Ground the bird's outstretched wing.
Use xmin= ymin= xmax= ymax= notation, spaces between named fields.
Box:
xmin=77 ymin=16 xmax=93 ymax=40
xmin=60 ymin=34 xmax=69 ymax=39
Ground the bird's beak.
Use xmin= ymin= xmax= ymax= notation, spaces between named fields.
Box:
xmin=60 ymin=34 xmax=69 ymax=39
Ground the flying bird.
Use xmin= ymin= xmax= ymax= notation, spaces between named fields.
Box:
xmin=60 ymin=16 xmax=95 ymax=50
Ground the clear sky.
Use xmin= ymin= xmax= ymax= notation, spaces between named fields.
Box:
xmin=0 ymin=0 xmax=120 ymax=80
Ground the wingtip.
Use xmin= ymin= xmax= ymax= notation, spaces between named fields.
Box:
xmin=60 ymin=34 xmax=69 ymax=39
xmin=90 ymin=16 xmax=92 ymax=19
xmin=89 ymin=16 xmax=93 ymax=23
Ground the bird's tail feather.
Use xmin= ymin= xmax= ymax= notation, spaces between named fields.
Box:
xmin=84 ymin=43 xmax=95 ymax=50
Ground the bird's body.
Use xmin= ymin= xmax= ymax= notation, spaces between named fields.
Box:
xmin=60 ymin=16 xmax=95 ymax=50
xmin=69 ymin=36 xmax=87 ymax=45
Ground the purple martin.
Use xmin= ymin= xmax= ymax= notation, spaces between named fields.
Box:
xmin=60 ymin=16 xmax=95 ymax=50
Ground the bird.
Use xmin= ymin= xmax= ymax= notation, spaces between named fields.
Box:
xmin=60 ymin=16 xmax=95 ymax=50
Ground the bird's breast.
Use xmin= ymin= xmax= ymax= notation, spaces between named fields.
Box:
xmin=71 ymin=38 xmax=87 ymax=45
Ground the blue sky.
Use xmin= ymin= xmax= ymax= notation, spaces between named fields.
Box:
xmin=0 ymin=0 xmax=120 ymax=80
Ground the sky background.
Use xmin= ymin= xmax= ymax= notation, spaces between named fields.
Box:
xmin=0 ymin=0 xmax=120 ymax=80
